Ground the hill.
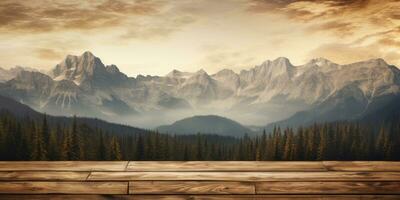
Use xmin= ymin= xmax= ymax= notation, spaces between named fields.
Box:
xmin=157 ymin=115 xmax=253 ymax=137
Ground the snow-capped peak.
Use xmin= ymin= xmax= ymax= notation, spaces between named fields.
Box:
xmin=307 ymin=57 xmax=335 ymax=66
xmin=215 ymin=69 xmax=236 ymax=76
xmin=106 ymin=64 xmax=120 ymax=74
xmin=166 ymin=69 xmax=193 ymax=79
xmin=50 ymin=51 xmax=109 ymax=85
xmin=195 ymin=69 xmax=208 ymax=75
xmin=81 ymin=51 xmax=95 ymax=59
xmin=272 ymin=57 xmax=292 ymax=66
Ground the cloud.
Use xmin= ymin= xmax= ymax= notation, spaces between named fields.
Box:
xmin=248 ymin=0 xmax=370 ymax=16
xmin=96 ymin=0 xmax=159 ymax=14
xmin=308 ymin=43 xmax=378 ymax=64
xmin=378 ymin=38 xmax=400 ymax=48
xmin=247 ymin=0 xmax=400 ymax=37
xmin=307 ymin=21 xmax=357 ymax=36
xmin=308 ymin=39 xmax=400 ymax=66
xmin=0 ymin=0 xmax=201 ymax=40
xmin=0 ymin=0 xmax=192 ymax=38
xmin=353 ymin=27 xmax=400 ymax=45
xmin=120 ymin=14 xmax=196 ymax=40
xmin=198 ymin=45 xmax=257 ymax=71
xmin=34 ymin=48 xmax=65 ymax=61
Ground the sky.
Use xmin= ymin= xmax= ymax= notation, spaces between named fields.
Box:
xmin=0 ymin=0 xmax=399 ymax=76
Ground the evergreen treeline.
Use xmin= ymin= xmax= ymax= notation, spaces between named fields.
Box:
xmin=0 ymin=112 xmax=399 ymax=161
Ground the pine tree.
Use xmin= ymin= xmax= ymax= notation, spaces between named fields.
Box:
xmin=41 ymin=114 xmax=50 ymax=153
xmin=375 ymin=126 xmax=387 ymax=160
xmin=70 ymin=116 xmax=82 ymax=160
xmin=31 ymin=117 xmax=48 ymax=161
xmin=135 ymin=134 xmax=145 ymax=160
xmin=317 ymin=127 xmax=327 ymax=161
xmin=283 ymin=130 xmax=293 ymax=161
xmin=296 ymin=127 xmax=304 ymax=160
xmin=260 ymin=130 xmax=267 ymax=160
xmin=109 ymin=136 xmax=122 ymax=160
xmin=48 ymin=129 xmax=59 ymax=160
xmin=98 ymin=131 xmax=108 ymax=160
xmin=196 ymin=133 xmax=203 ymax=160
xmin=0 ymin=119 xmax=6 ymax=159
xmin=183 ymin=145 xmax=189 ymax=161
xmin=61 ymin=128 xmax=71 ymax=160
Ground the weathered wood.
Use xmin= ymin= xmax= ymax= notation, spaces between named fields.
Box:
xmin=130 ymin=181 xmax=255 ymax=194
xmin=132 ymin=195 xmax=400 ymax=200
xmin=323 ymin=161 xmax=400 ymax=172
xmin=0 ymin=195 xmax=126 ymax=200
xmin=256 ymin=182 xmax=400 ymax=194
xmin=0 ymin=161 xmax=128 ymax=171
xmin=2 ymin=195 xmax=400 ymax=200
xmin=0 ymin=182 xmax=128 ymax=194
xmin=0 ymin=171 xmax=89 ymax=181
xmin=88 ymin=171 xmax=400 ymax=181
xmin=127 ymin=161 xmax=327 ymax=172
xmin=0 ymin=161 xmax=399 ymax=198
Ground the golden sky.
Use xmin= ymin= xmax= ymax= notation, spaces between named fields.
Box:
xmin=0 ymin=0 xmax=399 ymax=76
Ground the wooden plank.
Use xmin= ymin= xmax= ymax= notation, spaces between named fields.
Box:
xmin=256 ymin=182 xmax=400 ymax=194
xmin=0 ymin=195 xmax=125 ymax=200
xmin=131 ymin=195 xmax=400 ymax=200
xmin=323 ymin=161 xmax=400 ymax=172
xmin=0 ymin=161 xmax=128 ymax=171
xmin=127 ymin=161 xmax=326 ymax=172
xmin=88 ymin=171 xmax=400 ymax=181
xmin=0 ymin=182 xmax=128 ymax=194
xmin=0 ymin=171 xmax=89 ymax=181
xmin=130 ymin=181 xmax=255 ymax=194
xmin=2 ymin=195 xmax=400 ymax=200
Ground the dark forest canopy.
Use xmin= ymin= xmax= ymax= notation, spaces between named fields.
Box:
xmin=0 ymin=111 xmax=399 ymax=161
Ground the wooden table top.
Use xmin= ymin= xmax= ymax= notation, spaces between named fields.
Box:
xmin=0 ymin=161 xmax=399 ymax=199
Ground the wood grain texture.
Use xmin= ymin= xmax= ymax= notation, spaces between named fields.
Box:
xmin=2 ymin=195 xmax=400 ymax=200
xmin=0 ymin=195 xmax=128 ymax=200
xmin=0 ymin=182 xmax=128 ymax=194
xmin=0 ymin=161 xmax=128 ymax=171
xmin=127 ymin=161 xmax=327 ymax=172
xmin=0 ymin=171 xmax=89 ymax=181
xmin=131 ymin=195 xmax=400 ymax=200
xmin=0 ymin=161 xmax=399 ymax=198
xmin=256 ymin=182 xmax=400 ymax=194
xmin=88 ymin=171 xmax=400 ymax=181
xmin=323 ymin=161 xmax=400 ymax=172
xmin=130 ymin=181 xmax=255 ymax=194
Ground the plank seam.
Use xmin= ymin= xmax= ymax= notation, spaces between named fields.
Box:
xmin=124 ymin=161 xmax=130 ymax=171
xmin=127 ymin=181 xmax=130 ymax=194
xmin=85 ymin=172 xmax=91 ymax=181
xmin=253 ymin=181 xmax=258 ymax=194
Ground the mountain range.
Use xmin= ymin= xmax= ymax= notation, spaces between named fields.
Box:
xmin=1 ymin=51 xmax=399 ymax=132
xmin=0 ymin=66 xmax=38 ymax=82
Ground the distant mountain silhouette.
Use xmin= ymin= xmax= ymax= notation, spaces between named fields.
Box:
xmin=157 ymin=115 xmax=253 ymax=137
